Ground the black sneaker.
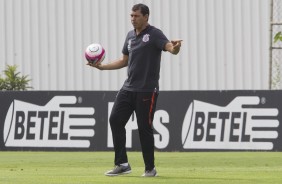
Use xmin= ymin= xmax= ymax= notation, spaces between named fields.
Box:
xmin=142 ymin=167 xmax=157 ymax=177
xmin=104 ymin=164 xmax=132 ymax=176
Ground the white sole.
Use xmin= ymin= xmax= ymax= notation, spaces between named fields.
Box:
xmin=142 ymin=174 xmax=157 ymax=177
xmin=105 ymin=170 xmax=132 ymax=176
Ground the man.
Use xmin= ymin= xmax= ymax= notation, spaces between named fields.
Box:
xmin=88 ymin=3 xmax=182 ymax=177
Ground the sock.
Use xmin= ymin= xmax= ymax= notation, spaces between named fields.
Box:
xmin=120 ymin=163 xmax=129 ymax=167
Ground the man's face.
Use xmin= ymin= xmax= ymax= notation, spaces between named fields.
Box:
xmin=130 ymin=9 xmax=148 ymax=29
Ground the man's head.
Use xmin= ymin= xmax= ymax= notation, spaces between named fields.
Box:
xmin=132 ymin=4 xmax=150 ymax=17
xmin=131 ymin=4 xmax=149 ymax=30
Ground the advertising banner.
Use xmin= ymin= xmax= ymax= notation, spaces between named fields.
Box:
xmin=0 ymin=91 xmax=281 ymax=151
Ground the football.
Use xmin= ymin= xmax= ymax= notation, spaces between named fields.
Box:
xmin=85 ymin=43 xmax=106 ymax=64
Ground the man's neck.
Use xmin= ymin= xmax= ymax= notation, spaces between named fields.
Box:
xmin=135 ymin=23 xmax=149 ymax=35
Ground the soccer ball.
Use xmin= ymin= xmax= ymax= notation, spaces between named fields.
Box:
xmin=85 ymin=43 xmax=106 ymax=64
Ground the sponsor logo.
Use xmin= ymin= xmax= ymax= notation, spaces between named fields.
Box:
xmin=182 ymin=96 xmax=279 ymax=150
xmin=128 ymin=39 xmax=132 ymax=51
xmin=3 ymin=96 xmax=95 ymax=148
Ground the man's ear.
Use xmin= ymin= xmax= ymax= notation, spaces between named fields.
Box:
xmin=145 ymin=14 xmax=149 ymax=21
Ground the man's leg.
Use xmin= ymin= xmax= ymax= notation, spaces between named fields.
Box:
xmin=135 ymin=91 xmax=158 ymax=171
xmin=109 ymin=89 xmax=134 ymax=165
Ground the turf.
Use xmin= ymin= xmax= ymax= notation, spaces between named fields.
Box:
xmin=0 ymin=151 xmax=281 ymax=184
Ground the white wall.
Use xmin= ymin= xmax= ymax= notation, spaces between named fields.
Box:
xmin=0 ymin=0 xmax=270 ymax=90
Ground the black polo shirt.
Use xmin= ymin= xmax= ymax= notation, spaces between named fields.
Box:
xmin=122 ymin=25 xmax=169 ymax=92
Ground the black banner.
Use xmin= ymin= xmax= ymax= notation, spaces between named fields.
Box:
xmin=0 ymin=90 xmax=281 ymax=151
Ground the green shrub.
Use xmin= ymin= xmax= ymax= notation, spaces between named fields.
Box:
xmin=0 ymin=65 xmax=32 ymax=91
xmin=274 ymin=31 xmax=282 ymax=43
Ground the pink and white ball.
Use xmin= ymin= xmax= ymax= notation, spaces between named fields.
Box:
xmin=85 ymin=43 xmax=105 ymax=64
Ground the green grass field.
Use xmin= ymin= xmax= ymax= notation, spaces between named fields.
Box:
xmin=0 ymin=151 xmax=282 ymax=184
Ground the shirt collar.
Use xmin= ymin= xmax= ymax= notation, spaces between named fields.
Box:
xmin=135 ymin=24 xmax=151 ymax=36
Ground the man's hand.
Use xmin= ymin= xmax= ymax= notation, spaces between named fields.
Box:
xmin=165 ymin=39 xmax=182 ymax=55
xmin=86 ymin=62 xmax=103 ymax=70
xmin=171 ymin=40 xmax=182 ymax=54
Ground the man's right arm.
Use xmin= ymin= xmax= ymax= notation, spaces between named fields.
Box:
xmin=88 ymin=54 xmax=128 ymax=70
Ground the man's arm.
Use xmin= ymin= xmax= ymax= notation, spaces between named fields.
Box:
xmin=88 ymin=54 xmax=129 ymax=70
xmin=165 ymin=40 xmax=182 ymax=55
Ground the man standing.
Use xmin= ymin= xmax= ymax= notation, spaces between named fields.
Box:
xmin=88 ymin=3 xmax=182 ymax=177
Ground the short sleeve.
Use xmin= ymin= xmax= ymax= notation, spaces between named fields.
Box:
xmin=153 ymin=29 xmax=169 ymax=51
xmin=122 ymin=33 xmax=129 ymax=55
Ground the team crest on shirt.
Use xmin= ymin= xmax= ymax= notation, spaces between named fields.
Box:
xmin=142 ymin=34 xmax=150 ymax=42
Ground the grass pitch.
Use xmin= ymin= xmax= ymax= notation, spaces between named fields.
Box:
xmin=0 ymin=151 xmax=281 ymax=184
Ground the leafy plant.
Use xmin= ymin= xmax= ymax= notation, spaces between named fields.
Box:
xmin=274 ymin=31 xmax=282 ymax=43
xmin=0 ymin=65 xmax=32 ymax=91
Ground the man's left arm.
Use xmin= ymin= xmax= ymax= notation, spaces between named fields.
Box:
xmin=165 ymin=40 xmax=182 ymax=55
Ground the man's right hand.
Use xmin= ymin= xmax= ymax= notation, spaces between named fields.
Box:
xmin=87 ymin=62 xmax=103 ymax=70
